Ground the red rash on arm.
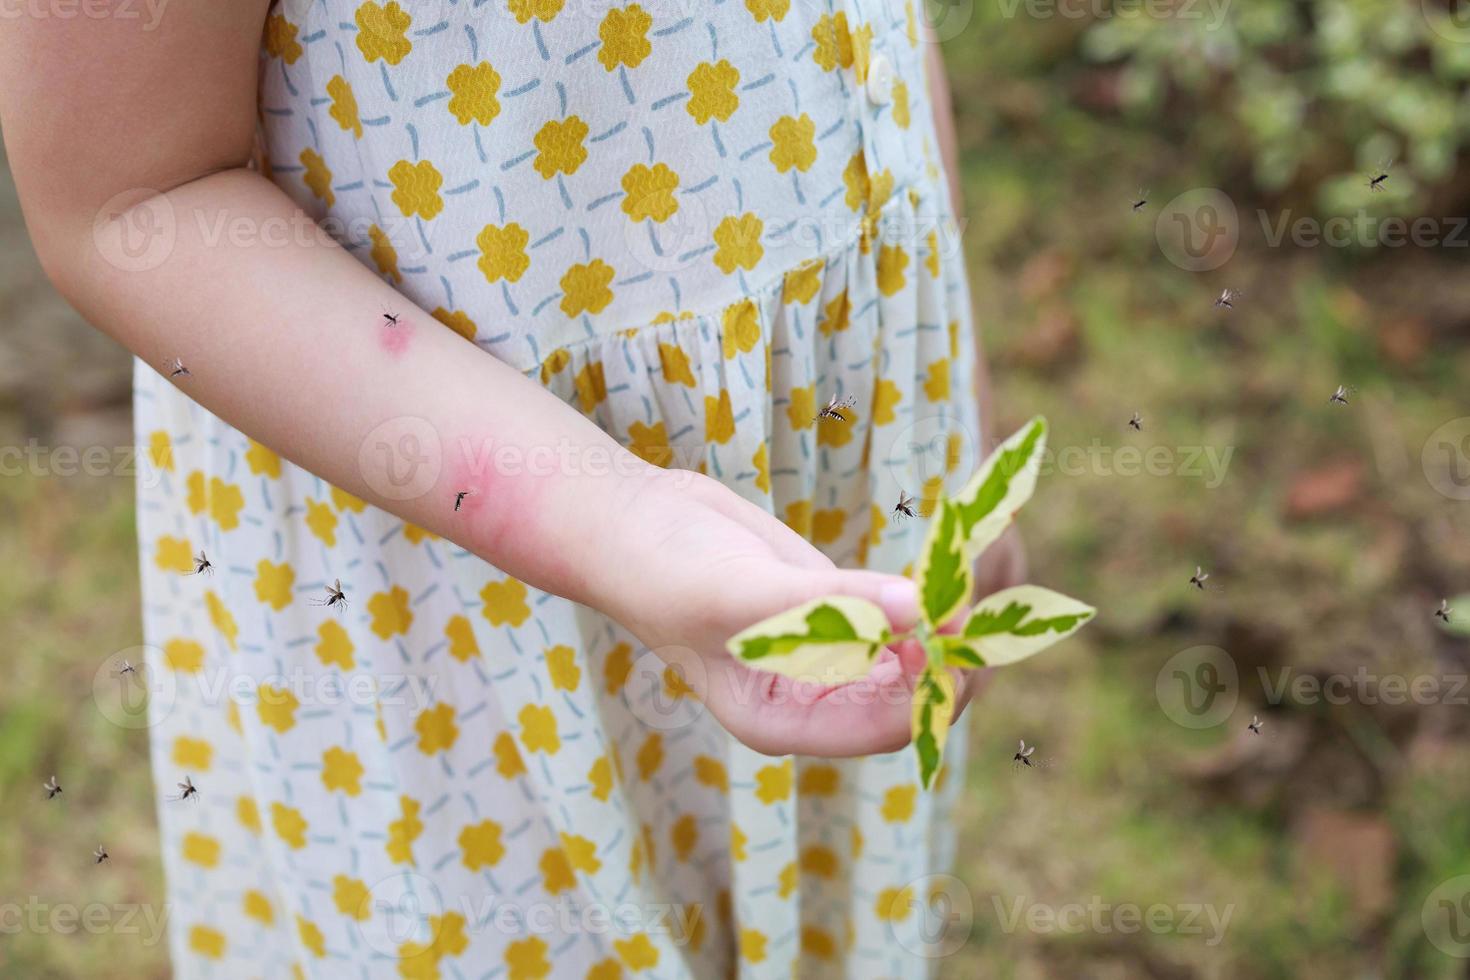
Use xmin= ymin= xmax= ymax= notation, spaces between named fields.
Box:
xmin=379 ymin=318 xmax=414 ymax=358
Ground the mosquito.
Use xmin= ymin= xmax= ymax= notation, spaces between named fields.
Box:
xmin=115 ymin=660 xmax=137 ymax=676
xmin=1248 ymin=714 xmax=1263 ymax=735
xmin=1213 ymin=288 xmax=1242 ymax=311
xmin=454 ymin=490 xmax=473 ymax=512
xmin=94 ymin=845 xmax=110 ymax=865
xmin=1128 ymin=412 xmax=1142 ymax=432
xmin=1013 ymin=739 xmax=1037 ymax=770
xmin=1131 ymin=188 xmax=1149 ymax=213
xmin=1189 ymin=566 xmax=1213 ymax=591
xmin=891 ymin=489 xmax=917 ymax=522
xmin=1436 ymin=599 xmax=1452 ymax=624
xmin=167 ymin=358 xmax=191 ymax=378
xmin=382 ymin=309 xmax=402 ymax=329
xmin=314 ymin=579 xmax=348 ymax=611
xmin=1368 ymin=158 xmax=1393 ymax=193
xmin=44 ymin=776 xmax=62 ymax=800
xmin=170 ymin=775 xmax=198 ymax=802
xmin=1328 ymin=384 xmax=1355 ymax=407
xmin=815 ymin=393 xmax=856 ymax=424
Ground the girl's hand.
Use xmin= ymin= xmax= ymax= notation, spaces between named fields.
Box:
xmin=594 ymin=469 xmax=930 ymax=758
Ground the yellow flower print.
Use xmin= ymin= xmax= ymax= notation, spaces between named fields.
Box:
xmin=924 ymin=229 xmax=941 ymax=278
xmin=508 ymin=0 xmax=564 ymax=23
xmin=801 ymin=844 xmax=839 ymax=877
xmin=712 ymin=213 xmax=763 ymax=273
xmin=387 ymin=795 xmax=423 ymax=864
xmin=812 ymin=12 xmax=853 ymax=71
xmin=876 ymin=885 xmax=914 ymax=921
xmin=636 ymin=732 xmax=663 ymax=780
xmin=460 ymin=819 xmax=506 ymax=870
xmin=539 ymin=348 xmax=572 ymax=386
xmin=731 ymin=822 xmax=747 ymax=861
xmin=303 ymin=497 xmax=338 ymax=547
xmin=872 ymin=378 xmax=902 ymax=425
xmin=519 ymin=703 xmax=560 ymax=754
xmin=396 ymin=941 xmax=438 ymax=980
xmin=148 ymin=430 xmax=173 ymax=471
xmin=506 ymin=936 xmax=551 ymax=979
xmin=258 ymin=684 xmax=300 ymax=734
xmin=657 ymin=342 xmax=696 ymax=386
xmin=264 ymin=14 xmax=303 ymax=63
xmin=491 ymin=732 xmax=526 ymax=779
xmin=816 ymin=410 xmax=856 ymax=449
xmin=923 ymin=358 xmax=951 ymax=402
xmin=672 ymin=814 xmax=698 ymax=861
xmin=589 ymin=755 xmax=614 ymax=801
xmin=272 ymin=802 xmax=309 ymax=848
xmin=481 ymin=577 xmax=532 ymax=626
xmin=818 ymin=290 xmax=850 ymax=336
xmin=332 ymin=486 xmax=366 ymax=512
xmin=165 ymin=637 xmax=205 ymax=673
xmin=544 ymin=644 xmax=581 ymax=691
xmin=664 ymin=664 xmax=695 ymax=699
xmin=354 ymin=1 xmax=412 ymax=65
xmin=752 ymin=443 xmax=771 ymax=494
xmin=433 ymin=307 xmax=477 ymax=341
xmin=237 ymin=796 xmax=262 ymax=834
xmin=769 ymin=113 xmax=817 ymax=173
xmin=778 ymin=861 xmax=797 ymax=898
xmin=560 ymin=260 xmax=615 ymax=318
xmin=867 ymin=167 xmax=895 ymax=216
xmin=444 ymin=615 xmax=480 ymax=662
xmin=587 ymin=959 xmax=622 ymax=980
xmin=621 ymin=162 xmax=679 ymax=222
xmin=851 ymin=22 xmax=874 ymax=82
xmin=686 ymin=60 xmax=740 ymax=124
xmin=316 ymin=619 xmax=354 ymax=670
xmin=415 ymin=703 xmax=459 ymax=754
xmin=473 ymin=223 xmax=530 ymax=287
xmin=155 ymin=535 xmax=194 ymax=574
xmin=368 ymin=585 xmax=414 ymax=639
xmin=786 ymin=385 xmax=816 ymax=430
xmin=877 ymin=243 xmax=909 ymax=297
xmin=881 ymin=784 xmax=917 ymax=822
xmin=946 ymin=430 xmax=964 ymax=473
xmin=843 ymin=152 xmax=869 ymax=212
xmin=813 ymin=507 xmax=847 ymax=544
xmin=740 ymin=928 xmax=769 ymax=963
xmin=245 ymin=439 xmax=281 ymax=478
xmin=322 ymin=746 xmax=364 ymax=795
xmin=300 ymin=148 xmax=335 ymax=207
xmin=754 ymin=759 xmax=792 ymax=803
xmin=615 ymin=934 xmax=659 ymax=971
xmin=333 ymin=875 xmax=371 ymax=921
xmin=604 ymin=642 xmax=633 ymax=693
xmin=892 ymin=79 xmax=911 ymax=128
xmin=244 ymin=890 xmax=274 ymax=924
xmin=782 ymin=260 xmax=822 ymax=304
xmin=783 ymin=499 xmax=813 ymax=538
xmin=447 ymin=61 xmax=502 ymax=126
xmin=746 ymin=0 xmax=789 ymax=21
xmin=799 ymin=764 xmax=840 ymax=795
xmin=390 ymin=160 xmax=445 ymax=220
xmin=560 ymin=832 xmax=601 ymax=874
xmin=693 ymin=755 xmax=728 ymax=792
xmin=627 ymin=421 xmax=672 ymax=467
xmin=186 ymin=472 xmax=244 ymax=529
xmin=227 ymin=701 xmax=242 ymax=735
xmin=173 ymin=736 xmax=212 ymax=771
xmin=328 ymin=75 xmax=363 ymax=138
xmin=369 ymin=224 xmax=401 ymax=282
xmin=297 ymin=915 xmax=326 ymax=958
xmin=704 ymin=389 xmax=735 ymax=444
xmin=721 ymin=299 xmax=760 ymax=359
xmin=540 ymin=847 xmax=576 ymax=894
xmin=533 ymin=116 xmax=589 ymax=179
xmin=189 ymin=925 xmax=226 ymax=959
xmin=206 ymin=590 xmax=238 ymax=649
xmin=574 ymin=361 xmax=608 ymax=413
xmin=598 ymin=5 xmax=652 ymax=71
xmin=403 ymin=523 xmax=439 ymax=545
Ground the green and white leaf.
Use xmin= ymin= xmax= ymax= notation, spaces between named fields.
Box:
xmin=727 ymin=595 xmax=891 ymax=682
xmin=952 ymin=416 xmax=1047 ymax=561
xmin=911 ymin=658 xmax=957 ymax=790
xmin=914 ymin=498 xmax=972 ymax=631
xmin=941 ymin=585 xmax=1095 ymax=669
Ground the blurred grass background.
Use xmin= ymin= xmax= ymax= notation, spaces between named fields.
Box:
xmin=3 ymin=1 xmax=1470 ymax=977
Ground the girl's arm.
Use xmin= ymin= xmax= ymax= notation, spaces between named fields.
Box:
xmin=0 ymin=4 xmax=928 ymax=757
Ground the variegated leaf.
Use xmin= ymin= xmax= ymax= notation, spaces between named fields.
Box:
xmin=914 ymin=498 xmax=972 ymax=631
xmin=952 ymin=416 xmax=1047 ymax=561
xmin=912 ymin=658 xmax=957 ymax=790
xmin=943 ymin=585 xmax=1094 ymax=668
xmin=727 ymin=596 xmax=891 ymax=682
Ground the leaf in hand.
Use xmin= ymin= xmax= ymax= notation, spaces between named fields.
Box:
xmin=915 ymin=498 xmax=972 ymax=630
xmin=727 ymin=595 xmax=891 ymax=683
xmin=911 ymin=651 xmax=957 ymax=790
xmin=952 ymin=416 xmax=1047 ymax=561
xmin=941 ymin=585 xmax=1094 ymax=669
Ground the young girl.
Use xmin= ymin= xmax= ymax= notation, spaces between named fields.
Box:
xmin=1 ymin=1 xmax=1021 ymax=975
